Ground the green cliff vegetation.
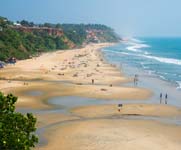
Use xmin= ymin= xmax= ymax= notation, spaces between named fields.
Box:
xmin=0 ymin=16 xmax=120 ymax=61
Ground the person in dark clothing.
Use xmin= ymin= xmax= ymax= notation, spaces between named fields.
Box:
xmin=92 ymin=79 xmax=94 ymax=84
xmin=165 ymin=93 xmax=168 ymax=104
xmin=160 ymin=93 xmax=162 ymax=104
xmin=118 ymin=104 xmax=123 ymax=112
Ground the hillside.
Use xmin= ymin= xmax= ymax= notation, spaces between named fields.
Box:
xmin=0 ymin=17 xmax=120 ymax=62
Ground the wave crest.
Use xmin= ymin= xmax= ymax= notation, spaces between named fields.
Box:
xmin=126 ymin=41 xmax=150 ymax=53
xmin=176 ymin=81 xmax=181 ymax=89
xmin=141 ymin=55 xmax=181 ymax=65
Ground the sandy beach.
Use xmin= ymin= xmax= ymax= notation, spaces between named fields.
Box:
xmin=39 ymin=119 xmax=181 ymax=150
xmin=0 ymin=43 xmax=151 ymax=108
xmin=0 ymin=43 xmax=181 ymax=150
xmin=71 ymin=104 xmax=181 ymax=118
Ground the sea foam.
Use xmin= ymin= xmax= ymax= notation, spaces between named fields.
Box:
xmin=126 ymin=43 xmax=150 ymax=52
xmin=124 ymin=39 xmax=181 ymax=65
xmin=140 ymin=55 xmax=181 ymax=65
xmin=176 ymin=81 xmax=181 ymax=89
xmin=105 ymin=47 xmax=181 ymax=66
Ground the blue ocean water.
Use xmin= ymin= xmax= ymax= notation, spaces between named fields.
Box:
xmin=103 ymin=37 xmax=181 ymax=89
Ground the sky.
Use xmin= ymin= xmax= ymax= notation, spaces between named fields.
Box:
xmin=1 ymin=0 xmax=181 ymax=37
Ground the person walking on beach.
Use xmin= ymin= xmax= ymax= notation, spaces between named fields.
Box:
xmin=134 ymin=76 xmax=136 ymax=86
xmin=160 ymin=93 xmax=162 ymax=104
xmin=92 ymin=79 xmax=94 ymax=84
xmin=134 ymin=75 xmax=136 ymax=86
xmin=165 ymin=93 xmax=168 ymax=104
xmin=134 ymin=74 xmax=138 ymax=86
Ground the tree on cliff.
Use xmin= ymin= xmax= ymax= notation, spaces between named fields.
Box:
xmin=20 ymin=20 xmax=34 ymax=27
xmin=0 ymin=92 xmax=38 ymax=150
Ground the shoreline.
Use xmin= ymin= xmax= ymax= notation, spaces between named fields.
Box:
xmin=102 ymin=43 xmax=181 ymax=107
xmin=1 ymin=43 xmax=181 ymax=149
xmin=0 ymin=43 xmax=151 ymax=109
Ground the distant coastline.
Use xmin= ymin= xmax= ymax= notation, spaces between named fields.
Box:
xmin=0 ymin=16 xmax=120 ymax=62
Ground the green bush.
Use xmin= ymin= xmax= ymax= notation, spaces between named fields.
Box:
xmin=0 ymin=92 xmax=38 ymax=150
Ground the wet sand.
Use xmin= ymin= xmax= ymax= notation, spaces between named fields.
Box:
xmin=71 ymin=104 xmax=181 ymax=118
xmin=35 ymin=113 xmax=79 ymax=128
xmin=0 ymin=43 xmax=181 ymax=150
xmin=0 ymin=43 xmax=151 ymax=109
xmin=39 ymin=119 xmax=181 ymax=150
